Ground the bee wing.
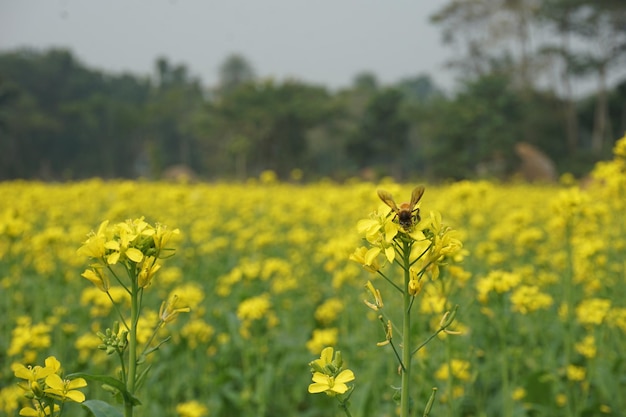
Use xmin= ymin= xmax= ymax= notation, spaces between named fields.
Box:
xmin=377 ymin=189 xmax=399 ymax=212
xmin=409 ymin=186 xmax=425 ymax=210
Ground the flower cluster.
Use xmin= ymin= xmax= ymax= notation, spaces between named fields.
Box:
xmin=12 ymin=356 xmax=87 ymax=416
xmin=77 ymin=218 xmax=180 ymax=291
xmin=351 ymin=187 xmax=463 ymax=285
xmin=308 ymin=347 xmax=355 ymax=397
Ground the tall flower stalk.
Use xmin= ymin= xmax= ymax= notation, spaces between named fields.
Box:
xmin=350 ymin=185 xmax=463 ymax=417
xmin=77 ymin=218 xmax=188 ymax=417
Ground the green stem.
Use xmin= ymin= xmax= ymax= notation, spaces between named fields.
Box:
xmin=497 ymin=312 xmax=511 ymax=417
xmin=445 ymin=336 xmax=454 ymax=417
xmin=340 ymin=402 xmax=353 ymax=417
xmin=400 ymin=240 xmax=412 ymax=417
xmin=125 ymin=267 xmax=139 ymax=417
xmin=563 ymin=221 xmax=576 ymax=416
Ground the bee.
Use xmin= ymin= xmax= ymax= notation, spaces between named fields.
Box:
xmin=377 ymin=185 xmax=425 ymax=230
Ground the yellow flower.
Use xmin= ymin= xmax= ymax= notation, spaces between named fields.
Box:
xmin=349 ymin=246 xmax=381 ymax=273
xmin=159 ymin=295 xmax=191 ymax=325
xmin=434 ymin=359 xmax=471 ymax=381
xmin=309 ymin=346 xmax=336 ymax=371
xmin=153 ymin=223 xmax=180 ymax=254
xmin=363 ymin=281 xmax=384 ymax=311
xmin=43 ymin=374 xmax=87 ymax=403
xmin=236 ymin=293 xmax=272 ymax=321
xmin=138 ymin=256 xmax=161 ymax=288
xmin=306 ymin=328 xmax=338 ymax=354
xmin=81 ymin=264 xmax=110 ymax=292
xmin=612 ymin=132 xmax=626 ymax=159
xmin=575 ymin=298 xmax=611 ymax=326
xmin=314 ymin=298 xmax=345 ymax=325
xmin=307 ymin=347 xmax=355 ymax=396
xmin=176 ymin=400 xmax=209 ymax=417
xmin=180 ymin=319 xmax=215 ymax=349
xmin=512 ymin=387 xmax=526 ymax=401
xmin=308 ymin=370 xmax=355 ymax=396
xmin=476 ymin=270 xmax=521 ymax=303
xmin=18 ymin=404 xmax=59 ymax=416
xmin=8 ymin=317 xmax=52 ymax=358
xmin=77 ymin=220 xmax=109 ymax=259
xmin=566 ymin=365 xmax=586 ymax=382
xmin=573 ymin=336 xmax=595 ymax=361
xmin=510 ymin=285 xmax=553 ymax=314
xmin=12 ymin=356 xmax=60 ymax=385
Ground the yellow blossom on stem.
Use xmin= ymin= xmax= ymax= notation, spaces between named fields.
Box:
xmin=159 ymin=295 xmax=191 ymax=325
xmin=308 ymin=347 xmax=355 ymax=396
xmin=308 ymin=370 xmax=355 ymax=396
xmin=153 ymin=223 xmax=180 ymax=253
xmin=12 ymin=356 xmax=61 ymax=390
xmin=364 ymin=281 xmax=384 ymax=311
xmin=43 ymin=373 xmax=87 ymax=403
xmin=18 ymin=403 xmax=59 ymax=417
xmin=81 ymin=264 xmax=110 ymax=292
xmin=566 ymin=365 xmax=586 ymax=382
xmin=76 ymin=220 xmax=109 ymax=259
xmin=138 ymin=256 xmax=161 ymax=288
xmin=349 ymin=246 xmax=381 ymax=273
xmin=309 ymin=346 xmax=336 ymax=372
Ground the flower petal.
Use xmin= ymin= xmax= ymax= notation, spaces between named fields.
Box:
xmin=126 ymin=248 xmax=144 ymax=263
xmin=308 ymin=382 xmax=329 ymax=394
xmin=335 ymin=369 xmax=355 ymax=384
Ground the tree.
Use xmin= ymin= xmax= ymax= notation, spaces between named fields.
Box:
xmin=347 ymin=88 xmax=410 ymax=178
xmin=419 ymin=74 xmax=525 ymax=179
xmin=217 ymin=53 xmax=256 ymax=96
xmin=207 ymin=79 xmax=332 ymax=179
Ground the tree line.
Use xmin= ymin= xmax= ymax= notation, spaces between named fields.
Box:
xmin=0 ymin=0 xmax=625 ymax=182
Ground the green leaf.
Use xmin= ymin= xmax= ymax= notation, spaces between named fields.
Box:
xmin=66 ymin=373 xmax=142 ymax=406
xmin=81 ymin=400 xmax=123 ymax=417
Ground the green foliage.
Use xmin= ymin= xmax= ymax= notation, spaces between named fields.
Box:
xmin=1 ymin=13 xmax=625 ymax=182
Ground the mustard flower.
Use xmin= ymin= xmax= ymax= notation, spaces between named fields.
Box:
xmin=363 ymin=280 xmax=384 ymax=311
xmin=309 ymin=346 xmax=338 ymax=372
xmin=408 ymin=266 xmax=424 ymax=296
xmin=153 ymin=223 xmax=180 ymax=253
xmin=12 ymin=356 xmax=60 ymax=390
xmin=8 ymin=320 xmax=53 ymax=359
xmin=349 ymin=246 xmax=381 ymax=273
xmin=512 ymin=387 xmax=526 ymax=401
xmin=612 ymin=132 xmax=626 ymax=159
xmin=76 ymin=220 xmax=109 ymax=259
xmin=18 ymin=403 xmax=59 ymax=417
xmin=476 ymin=270 xmax=521 ymax=303
xmin=159 ymin=295 xmax=191 ymax=325
xmin=176 ymin=400 xmax=209 ymax=417
xmin=180 ymin=319 xmax=215 ymax=349
xmin=356 ymin=207 xmax=398 ymax=262
xmin=43 ymin=373 xmax=87 ymax=403
xmin=138 ymin=256 xmax=161 ymax=288
xmin=81 ymin=264 xmax=110 ymax=292
xmin=236 ymin=293 xmax=272 ymax=321
xmin=434 ymin=359 xmax=471 ymax=382
xmin=575 ymin=298 xmax=611 ymax=326
xmin=566 ymin=365 xmax=586 ymax=382
xmin=510 ymin=285 xmax=553 ymax=314
xmin=306 ymin=328 xmax=338 ymax=354
xmin=308 ymin=370 xmax=355 ymax=396
xmin=575 ymin=335 xmax=597 ymax=359
xmin=308 ymin=347 xmax=355 ymax=396
xmin=314 ymin=298 xmax=345 ymax=325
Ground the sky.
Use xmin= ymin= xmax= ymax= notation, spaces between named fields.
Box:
xmin=0 ymin=0 xmax=456 ymax=91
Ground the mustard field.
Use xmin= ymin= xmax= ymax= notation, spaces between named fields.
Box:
xmin=1 ymin=141 xmax=626 ymax=417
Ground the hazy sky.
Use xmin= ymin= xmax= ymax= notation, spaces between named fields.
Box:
xmin=0 ymin=0 xmax=456 ymax=91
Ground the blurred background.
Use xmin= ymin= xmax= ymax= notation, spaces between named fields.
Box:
xmin=1 ymin=0 xmax=625 ymax=182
